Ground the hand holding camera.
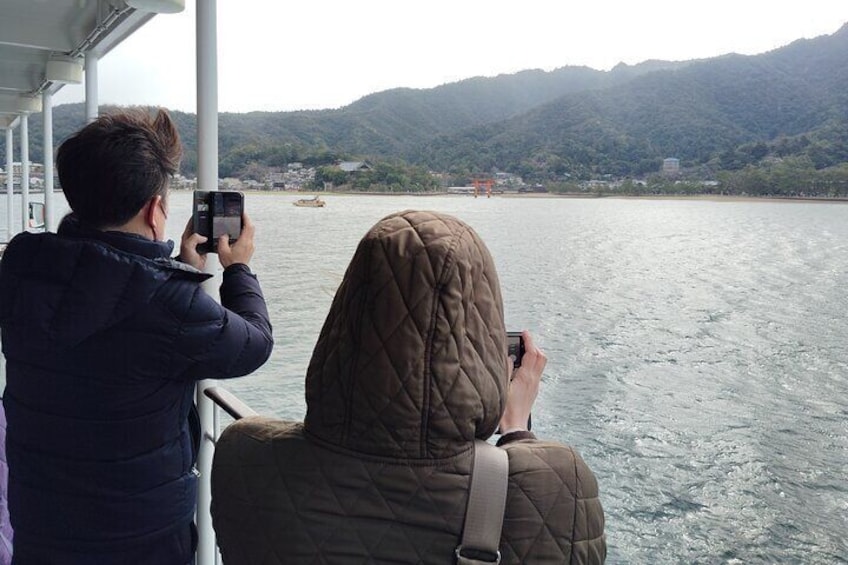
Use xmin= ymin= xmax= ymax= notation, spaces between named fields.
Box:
xmin=217 ymin=213 xmax=255 ymax=268
xmin=499 ymin=330 xmax=545 ymax=435
xmin=184 ymin=190 xmax=254 ymax=269
xmin=507 ymin=331 xmax=525 ymax=368
xmin=192 ymin=191 xmax=245 ymax=254
xmin=180 ymin=218 xmax=208 ymax=271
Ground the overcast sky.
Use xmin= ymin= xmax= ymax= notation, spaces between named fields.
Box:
xmin=53 ymin=0 xmax=848 ymax=114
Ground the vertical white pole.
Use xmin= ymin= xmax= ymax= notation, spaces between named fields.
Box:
xmin=85 ymin=53 xmax=99 ymax=123
xmin=196 ymin=1 xmax=220 ymax=563
xmin=0 ymin=124 xmax=6 ymax=390
xmin=5 ymin=128 xmax=13 ymax=240
xmin=197 ymin=2 xmax=218 ymax=190
xmin=43 ymin=92 xmax=54 ymax=232
xmin=20 ymin=114 xmax=29 ymax=233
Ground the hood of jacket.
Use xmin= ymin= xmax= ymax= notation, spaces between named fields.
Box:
xmin=304 ymin=210 xmax=508 ymax=460
xmin=0 ymin=215 xmax=207 ymax=350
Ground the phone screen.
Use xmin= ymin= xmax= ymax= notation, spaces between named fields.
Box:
xmin=212 ymin=192 xmax=243 ymax=242
xmin=506 ymin=331 xmax=525 ymax=368
xmin=193 ymin=191 xmax=244 ymax=253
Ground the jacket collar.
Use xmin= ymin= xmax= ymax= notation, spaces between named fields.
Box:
xmin=57 ymin=213 xmax=175 ymax=260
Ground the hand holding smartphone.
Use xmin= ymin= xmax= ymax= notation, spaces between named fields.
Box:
xmin=506 ymin=331 xmax=525 ymax=368
xmin=500 ymin=330 xmax=537 ymax=433
xmin=193 ymin=190 xmax=244 ymax=254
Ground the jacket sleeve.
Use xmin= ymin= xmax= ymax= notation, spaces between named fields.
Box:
xmin=500 ymin=439 xmax=606 ymax=564
xmin=496 ymin=430 xmax=536 ymax=446
xmin=169 ymin=264 xmax=274 ymax=380
xmin=569 ymin=447 xmax=607 ymax=564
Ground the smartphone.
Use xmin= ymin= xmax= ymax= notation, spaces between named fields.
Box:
xmin=506 ymin=331 xmax=525 ymax=368
xmin=193 ymin=190 xmax=244 ymax=254
xmin=505 ymin=331 xmax=531 ymax=432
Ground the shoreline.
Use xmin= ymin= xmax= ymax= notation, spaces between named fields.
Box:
xmin=236 ymin=189 xmax=848 ymax=204
xmin=28 ymin=187 xmax=848 ymax=203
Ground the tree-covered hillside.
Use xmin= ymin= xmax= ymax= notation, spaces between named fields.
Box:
xmin=418 ymin=23 xmax=848 ymax=181
xmin=2 ymin=23 xmax=846 ymax=196
xmin=0 ymin=59 xmax=680 ymax=177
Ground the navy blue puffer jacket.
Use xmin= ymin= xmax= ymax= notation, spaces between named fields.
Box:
xmin=0 ymin=218 xmax=273 ymax=560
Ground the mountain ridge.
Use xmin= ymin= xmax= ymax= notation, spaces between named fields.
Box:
xmin=3 ymin=22 xmax=846 ymax=186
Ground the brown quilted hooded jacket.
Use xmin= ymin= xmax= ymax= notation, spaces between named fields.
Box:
xmin=211 ymin=210 xmax=606 ymax=563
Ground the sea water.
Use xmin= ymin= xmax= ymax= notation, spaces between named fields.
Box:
xmin=4 ymin=192 xmax=847 ymax=563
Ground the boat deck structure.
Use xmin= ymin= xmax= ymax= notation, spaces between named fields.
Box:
xmin=1 ymin=1 xmax=231 ymax=562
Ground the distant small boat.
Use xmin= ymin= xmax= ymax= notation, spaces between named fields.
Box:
xmin=293 ymin=195 xmax=326 ymax=208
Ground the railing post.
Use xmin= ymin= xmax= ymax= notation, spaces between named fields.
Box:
xmin=19 ymin=114 xmax=29 ymax=234
xmin=195 ymin=0 xmax=220 ymax=563
xmin=5 ymin=127 xmax=13 ymax=240
xmin=42 ymin=91 xmax=54 ymax=232
xmin=195 ymin=383 xmax=218 ymax=564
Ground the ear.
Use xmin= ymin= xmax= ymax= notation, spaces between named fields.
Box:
xmin=145 ymin=195 xmax=161 ymax=232
xmin=144 ymin=196 xmax=162 ymax=228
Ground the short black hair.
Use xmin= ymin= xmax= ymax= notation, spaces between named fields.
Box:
xmin=56 ymin=108 xmax=182 ymax=229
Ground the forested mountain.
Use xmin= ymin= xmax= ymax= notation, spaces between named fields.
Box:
xmin=419 ymin=23 xmax=848 ymax=179
xmin=174 ymin=60 xmax=683 ymax=174
xmin=0 ymin=58 xmax=685 ymax=176
xmin=2 ymin=23 xmax=846 ymax=189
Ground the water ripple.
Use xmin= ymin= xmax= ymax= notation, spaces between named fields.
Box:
xmin=155 ymin=194 xmax=848 ymax=563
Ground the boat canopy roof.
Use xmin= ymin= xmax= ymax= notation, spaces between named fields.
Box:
xmin=0 ymin=0 xmax=160 ymax=127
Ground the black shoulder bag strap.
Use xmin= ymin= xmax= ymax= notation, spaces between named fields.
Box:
xmin=456 ymin=439 xmax=509 ymax=565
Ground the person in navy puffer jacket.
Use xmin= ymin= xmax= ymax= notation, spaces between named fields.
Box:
xmin=0 ymin=402 xmax=11 ymax=565
xmin=0 ymin=108 xmax=274 ymax=564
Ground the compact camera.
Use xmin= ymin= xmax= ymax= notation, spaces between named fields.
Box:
xmin=506 ymin=331 xmax=525 ymax=368
xmin=192 ymin=190 xmax=244 ymax=254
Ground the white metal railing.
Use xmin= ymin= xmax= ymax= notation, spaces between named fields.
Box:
xmin=195 ymin=381 xmax=219 ymax=564
xmin=194 ymin=0 xmax=220 ymax=559
xmin=197 ymin=384 xmax=255 ymax=564
xmin=204 ymin=386 xmax=257 ymax=420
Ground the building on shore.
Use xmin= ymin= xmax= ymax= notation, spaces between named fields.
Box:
xmin=662 ymin=158 xmax=680 ymax=175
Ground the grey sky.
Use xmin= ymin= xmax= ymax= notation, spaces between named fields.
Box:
xmin=54 ymin=0 xmax=848 ymax=113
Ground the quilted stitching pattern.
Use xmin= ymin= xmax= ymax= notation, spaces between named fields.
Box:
xmin=212 ymin=420 xmax=606 ymax=564
xmin=212 ymin=420 xmax=470 ymax=564
xmin=499 ymin=440 xmax=606 ymax=563
xmin=211 ymin=210 xmax=606 ymax=563
xmin=305 ymin=211 xmax=506 ymax=459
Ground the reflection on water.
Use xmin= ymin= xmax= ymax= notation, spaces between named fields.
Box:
xmin=4 ymin=192 xmax=848 ymax=563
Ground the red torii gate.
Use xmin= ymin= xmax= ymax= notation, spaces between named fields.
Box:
xmin=471 ymin=177 xmax=493 ymax=198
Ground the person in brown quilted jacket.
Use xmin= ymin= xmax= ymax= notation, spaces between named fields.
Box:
xmin=211 ymin=210 xmax=606 ymax=563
